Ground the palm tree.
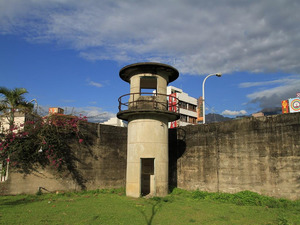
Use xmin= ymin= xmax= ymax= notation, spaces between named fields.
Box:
xmin=0 ymin=87 xmax=33 ymax=182
xmin=0 ymin=87 xmax=33 ymax=130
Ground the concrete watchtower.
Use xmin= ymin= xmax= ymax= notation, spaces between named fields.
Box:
xmin=117 ymin=62 xmax=180 ymax=197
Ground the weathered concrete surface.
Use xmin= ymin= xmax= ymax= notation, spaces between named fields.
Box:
xmin=76 ymin=123 xmax=127 ymax=190
xmin=0 ymin=123 xmax=127 ymax=195
xmin=1 ymin=113 xmax=299 ymax=200
xmin=169 ymin=113 xmax=300 ymax=200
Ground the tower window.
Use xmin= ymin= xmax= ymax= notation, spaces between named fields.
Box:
xmin=140 ymin=77 xmax=157 ymax=95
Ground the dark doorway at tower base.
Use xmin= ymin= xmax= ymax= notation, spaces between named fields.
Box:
xmin=141 ymin=158 xmax=154 ymax=196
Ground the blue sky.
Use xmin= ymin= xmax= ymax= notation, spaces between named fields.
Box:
xmin=0 ymin=0 xmax=299 ymax=122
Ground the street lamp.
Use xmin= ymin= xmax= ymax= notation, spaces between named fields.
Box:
xmin=28 ymin=99 xmax=38 ymax=114
xmin=202 ymin=73 xmax=222 ymax=124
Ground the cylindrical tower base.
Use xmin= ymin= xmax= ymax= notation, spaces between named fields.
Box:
xmin=126 ymin=114 xmax=169 ymax=197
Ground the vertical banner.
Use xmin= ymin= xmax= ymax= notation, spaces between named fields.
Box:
xmin=170 ymin=121 xmax=177 ymax=128
xmin=169 ymin=93 xmax=177 ymax=128
xmin=168 ymin=93 xmax=177 ymax=112
xmin=296 ymin=92 xmax=300 ymax=98
xmin=281 ymin=100 xmax=289 ymax=114
xmin=197 ymin=97 xmax=203 ymax=123
xmin=289 ymin=98 xmax=300 ymax=113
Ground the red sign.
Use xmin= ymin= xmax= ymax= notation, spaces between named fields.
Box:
xmin=169 ymin=93 xmax=178 ymax=128
xmin=281 ymin=100 xmax=289 ymax=114
xmin=170 ymin=121 xmax=177 ymax=128
xmin=168 ymin=93 xmax=177 ymax=112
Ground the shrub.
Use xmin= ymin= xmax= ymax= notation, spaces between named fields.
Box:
xmin=0 ymin=114 xmax=87 ymax=174
xmin=170 ymin=188 xmax=191 ymax=197
xmin=191 ymin=190 xmax=209 ymax=199
xmin=172 ymin=188 xmax=300 ymax=209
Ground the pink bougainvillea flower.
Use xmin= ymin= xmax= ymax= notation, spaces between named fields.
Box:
xmin=6 ymin=158 xmax=10 ymax=162
xmin=79 ymin=139 xmax=83 ymax=143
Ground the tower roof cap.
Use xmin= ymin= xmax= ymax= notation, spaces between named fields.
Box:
xmin=119 ymin=62 xmax=179 ymax=83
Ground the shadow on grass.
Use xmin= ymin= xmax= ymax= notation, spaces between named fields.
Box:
xmin=0 ymin=196 xmax=39 ymax=207
xmin=137 ymin=198 xmax=162 ymax=225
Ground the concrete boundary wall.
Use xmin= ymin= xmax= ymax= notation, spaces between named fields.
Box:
xmin=0 ymin=124 xmax=127 ymax=195
xmin=169 ymin=113 xmax=300 ymax=200
xmin=1 ymin=113 xmax=299 ymax=200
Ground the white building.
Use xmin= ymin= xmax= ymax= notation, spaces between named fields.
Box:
xmin=0 ymin=111 xmax=38 ymax=182
xmin=167 ymin=86 xmax=198 ymax=127
xmin=0 ymin=111 xmax=36 ymax=133
xmin=102 ymin=117 xmax=128 ymax=127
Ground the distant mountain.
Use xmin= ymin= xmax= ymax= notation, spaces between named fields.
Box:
xmin=205 ymin=113 xmax=233 ymax=123
xmin=205 ymin=107 xmax=282 ymax=123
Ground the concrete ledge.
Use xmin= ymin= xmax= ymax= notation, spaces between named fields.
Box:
xmin=117 ymin=109 xmax=180 ymax=122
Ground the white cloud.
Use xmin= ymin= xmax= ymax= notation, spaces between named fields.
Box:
xmin=66 ymin=106 xmax=115 ymax=123
xmin=239 ymin=80 xmax=284 ymax=88
xmin=239 ymin=76 xmax=300 ymax=88
xmin=88 ymin=80 xmax=103 ymax=88
xmin=222 ymin=110 xmax=247 ymax=116
xmin=243 ymin=75 xmax=300 ymax=108
xmin=37 ymin=105 xmax=115 ymax=123
xmin=1 ymin=0 xmax=300 ymax=75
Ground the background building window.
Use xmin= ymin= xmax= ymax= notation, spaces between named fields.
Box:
xmin=189 ymin=116 xmax=197 ymax=124
xmin=179 ymin=101 xmax=187 ymax=109
xmin=188 ymin=104 xmax=197 ymax=112
xmin=180 ymin=114 xmax=187 ymax=122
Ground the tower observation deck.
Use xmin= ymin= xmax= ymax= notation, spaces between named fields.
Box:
xmin=117 ymin=62 xmax=180 ymax=122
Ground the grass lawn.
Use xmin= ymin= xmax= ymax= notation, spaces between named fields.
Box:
xmin=0 ymin=188 xmax=299 ymax=225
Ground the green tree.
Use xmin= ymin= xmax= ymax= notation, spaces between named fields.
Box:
xmin=0 ymin=87 xmax=33 ymax=181
xmin=0 ymin=87 xmax=33 ymax=130
xmin=0 ymin=87 xmax=87 ymax=187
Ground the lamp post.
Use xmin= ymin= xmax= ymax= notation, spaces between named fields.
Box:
xmin=28 ymin=99 xmax=38 ymax=114
xmin=202 ymin=73 xmax=222 ymax=124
